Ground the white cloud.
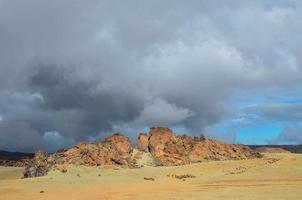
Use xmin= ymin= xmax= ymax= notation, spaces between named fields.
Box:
xmin=133 ymin=98 xmax=194 ymax=127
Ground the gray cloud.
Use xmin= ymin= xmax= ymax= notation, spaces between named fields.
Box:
xmin=268 ymin=128 xmax=302 ymax=144
xmin=204 ymin=128 xmax=237 ymax=144
xmin=133 ymin=98 xmax=195 ymax=127
xmin=245 ymin=103 xmax=302 ymax=123
xmin=0 ymin=0 xmax=302 ymax=151
xmin=0 ymin=121 xmax=43 ymax=152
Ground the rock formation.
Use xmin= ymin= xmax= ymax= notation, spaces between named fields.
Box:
xmin=0 ymin=159 xmax=27 ymax=167
xmin=23 ymin=127 xmax=260 ymax=178
xmin=24 ymin=133 xmax=135 ymax=178
xmin=137 ymin=127 xmax=260 ymax=166
xmin=0 ymin=150 xmax=33 ymax=167
xmin=23 ymin=150 xmax=50 ymax=178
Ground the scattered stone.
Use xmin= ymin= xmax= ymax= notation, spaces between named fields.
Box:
xmin=266 ymin=158 xmax=281 ymax=164
xmin=40 ymin=190 xmax=45 ymax=193
xmin=77 ymin=173 xmax=81 ymax=178
xmin=225 ymin=166 xmax=248 ymax=175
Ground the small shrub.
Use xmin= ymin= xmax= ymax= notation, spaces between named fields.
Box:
xmin=144 ymin=177 xmax=155 ymax=181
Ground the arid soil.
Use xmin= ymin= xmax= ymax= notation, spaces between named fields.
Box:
xmin=1 ymin=153 xmax=302 ymax=200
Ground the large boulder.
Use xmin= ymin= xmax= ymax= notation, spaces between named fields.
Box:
xmin=148 ymin=127 xmax=176 ymax=157
xmin=104 ymin=133 xmax=133 ymax=165
xmin=23 ymin=150 xmax=50 ymax=178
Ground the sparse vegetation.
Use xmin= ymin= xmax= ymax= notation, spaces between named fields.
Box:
xmin=144 ymin=177 xmax=155 ymax=181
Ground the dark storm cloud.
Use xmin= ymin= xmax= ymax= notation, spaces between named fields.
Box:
xmin=1 ymin=0 xmax=302 ymax=151
xmin=0 ymin=121 xmax=43 ymax=152
xmin=28 ymin=64 xmax=143 ymax=139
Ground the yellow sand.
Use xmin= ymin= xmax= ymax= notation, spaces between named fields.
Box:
xmin=1 ymin=153 xmax=302 ymax=200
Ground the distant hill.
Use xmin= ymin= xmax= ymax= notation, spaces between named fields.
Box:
xmin=249 ymin=145 xmax=302 ymax=154
xmin=0 ymin=150 xmax=34 ymax=160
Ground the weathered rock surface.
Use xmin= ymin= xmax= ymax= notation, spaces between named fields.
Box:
xmin=23 ymin=127 xmax=261 ymax=178
xmin=136 ymin=133 xmax=149 ymax=152
xmin=0 ymin=159 xmax=27 ymax=167
xmin=23 ymin=134 xmax=134 ymax=178
xmin=23 ymin=150 xmax=50 ymax=178
xmin=140 ymin=127 xmax=260 ymax=166
xmin=0 ymin=151 xmax=33 ymax=167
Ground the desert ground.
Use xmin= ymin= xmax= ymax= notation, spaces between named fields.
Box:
xmin=0 ymin=153 xmax=302 ymax=200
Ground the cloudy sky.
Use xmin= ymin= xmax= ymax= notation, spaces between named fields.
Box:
xmin=0 ymin=0 xmax=302 ymax=152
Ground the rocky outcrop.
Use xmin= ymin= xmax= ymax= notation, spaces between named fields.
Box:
xmin=23 ymin=150 xmax=50 ymax=178
xmin=0 ymin=151 xmax=33 ymax=167
xmin=23 ymin=127 xmax=261 ymax=178
xmin=0 ymin=159 xmax=28 ymax=167
xmin=138 ymin=127 xmax=260 ymax=166
xmin=59 ymin=133 xmax=133 ymax=166
xmin=23 ymin=133 xmax=134 ymax=178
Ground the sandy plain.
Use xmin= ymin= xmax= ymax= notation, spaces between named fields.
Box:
xmin=0 ymin=153 xmax=302 ymax=200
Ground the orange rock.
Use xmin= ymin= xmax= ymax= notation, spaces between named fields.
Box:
xmin=149 ymin=127 xmax=177 ymax=157
xmin=105 ymin=133 xmax=132 ymax=155
xmin=136 ymin=133 xmax=149 ymax=152
xmin=138 ymin=127 xmax=259 ymax=166
xmin=23 ymin=127 xmax=260 ymax=178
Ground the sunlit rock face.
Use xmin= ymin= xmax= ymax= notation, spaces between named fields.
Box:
xmin=139 ymin=127 xmax=259 ymax=166
xmin=23 ymin=127 xmax=260 ymax=178
xmin=23 ymin=134 xmax=135 ymax=178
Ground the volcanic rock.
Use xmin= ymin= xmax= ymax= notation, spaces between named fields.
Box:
xmin=149 ymin=127 xmax=177 ymax=157
xmin=138 ymin=127 xmax=260 ymax=166
xmin=23 ymin=127 xmax=261 ymax=178
xmin=136 ymin=133 xmax=149 ymax=152
xmin=23 ymin=134 xmax=134 ymax=178
xmin=23 ymin=150 xmax=50 ymax=178
xmin=0 ymin=157 xmax=31 ymax=167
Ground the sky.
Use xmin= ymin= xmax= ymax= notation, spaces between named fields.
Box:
xmin=0 ymin=0 xmax=302 ymax=152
